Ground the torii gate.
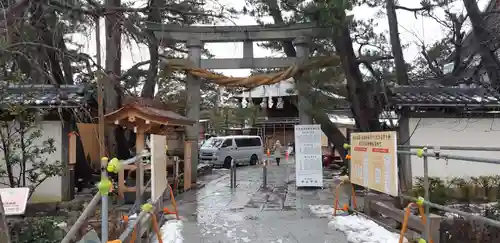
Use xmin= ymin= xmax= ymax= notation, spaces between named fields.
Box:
xmin=146 ymin=22 xmax=329 ymax=183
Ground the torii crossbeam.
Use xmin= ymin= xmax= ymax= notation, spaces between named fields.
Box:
xmin=145 ymin=23 xmax=328 ymax=184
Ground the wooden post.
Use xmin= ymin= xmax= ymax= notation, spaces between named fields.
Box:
xmin=96 ymin=15 xmax=105 ymax=159
xmin=184 ymin=141 xmax=192 ymax=190
xmin=69 ymin=133 xmax=77 ymax=165
xmin=135 ymin=128 xmax=145 ymax=200
xmin=135 ymin=127 xmax=145 ymax=243
xmin=0 ymin=194 xmax=11 ymax=243
xmin=118 ymin=168 xmax=125 ymax=199
xmin=68 ymin=132 xmax=77 ymax=200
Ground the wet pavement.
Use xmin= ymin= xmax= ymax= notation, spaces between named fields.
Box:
xmin=173 ymin=159 xmax=351 ymax=243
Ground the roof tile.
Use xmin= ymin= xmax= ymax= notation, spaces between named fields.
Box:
xmin=390 ymin=86 xmax=500 ymax=106
xmin=0 ymin=84 xmax=93 ymax=107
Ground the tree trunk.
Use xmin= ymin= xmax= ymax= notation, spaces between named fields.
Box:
xmin=0 ymin=193 xmax=11 ymax=243
xmin=332 ymin=24 xmax=381 ymax=132
xmin=386 ymin=0 xmax=413 ymax=219
xmin=105 ymin=0 xmax=128 ymax=158
xmin=386 ymin=0 xmax=409 ymax=85
xmin=141 ymin=0 xmax=163 ymax=98
xmin=463 ymin=0 xmax=500 ymax=87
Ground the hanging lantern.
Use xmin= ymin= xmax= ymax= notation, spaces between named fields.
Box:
xmin=276 ymin=97 xmax=284 ymax=109
xmin=268 ymin=96 xmax=274 ymax=108
xmin=260 ymin=98 xmax=267 ymax=108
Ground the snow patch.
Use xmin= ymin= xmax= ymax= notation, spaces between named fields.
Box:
xmin=309 ymin=205 xmax=334 ymax=218
xmin=151 ymin=220 xmax=183 ymax=243
xmin=309 ymin=204 xmax=346 ymax=218
xmin=329 ymin=215 xmax=408 ymax=243
xmin=444 ymin=202 xmax=499 ymax=218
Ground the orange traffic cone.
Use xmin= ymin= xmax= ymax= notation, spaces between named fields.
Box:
xmin=266 ymin=148 xmax=271 ymax=157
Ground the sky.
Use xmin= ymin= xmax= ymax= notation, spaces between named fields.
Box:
xmin=73 ymin=0 xmax=490 ymax=79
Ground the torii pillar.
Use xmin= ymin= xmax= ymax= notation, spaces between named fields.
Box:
xmin=294 ymin=36 xmax=313 ymax=124
xmin=185 ymin=38 xmax=203 ymax=184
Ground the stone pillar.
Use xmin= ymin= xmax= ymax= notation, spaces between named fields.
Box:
xmin=294 ymin=36 xmax=313 ymax=124
xmin=242 ymin=41 xmax=254 ymax=68
xmin=185 ymin=38 xmax=203 ymax=183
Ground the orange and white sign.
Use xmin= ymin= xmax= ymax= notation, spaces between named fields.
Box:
xmin=350 ymin=131 xmax=398 ymax=196
xmin=0 ymin=187 xmax=30 ymax=215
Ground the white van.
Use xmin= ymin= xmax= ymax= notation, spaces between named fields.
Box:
xmin=199 ymin=135 xmax=264 ymax=168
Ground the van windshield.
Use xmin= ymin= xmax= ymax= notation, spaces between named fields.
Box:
xmin=201 ymin=137 xmax=223 ymax=148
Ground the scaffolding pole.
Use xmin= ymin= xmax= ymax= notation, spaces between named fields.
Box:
xmin=398 ymin=150 xmax=500 ymax=165
xmin=398 ymin=145 xmax=500 ymax=152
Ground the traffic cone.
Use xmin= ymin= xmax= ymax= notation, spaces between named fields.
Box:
xmin=285 ymin=151 xmax=289 ymax=161
xmin=266 ymin=148 xmax=271 ymax=157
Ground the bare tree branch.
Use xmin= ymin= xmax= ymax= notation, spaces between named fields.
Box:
xmin=357 ymin=55 xmax=393 ymax=64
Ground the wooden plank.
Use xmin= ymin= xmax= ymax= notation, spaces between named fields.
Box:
xmin=370 ymin=201 xmax=442 ymax=243
xmin=118 ymin=164 xmax=152 ymax=198
xmin=151 ymin=134 xmax=168 ymax=201
xmin=371 ymin=201 xmax=425 ymax=232
xmin=124 ymin=187 xmax=152 ymax=193
xmin=68 ymin=133 xmax=77 ymax=165
xmin=123 ymin=164 xmax=151 ymax=170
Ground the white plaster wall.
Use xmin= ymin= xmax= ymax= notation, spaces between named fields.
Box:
xmin=0 ymin=121 xmax=62 ymax=202
xmin=409 ymin=117 xmax=500 ymax=180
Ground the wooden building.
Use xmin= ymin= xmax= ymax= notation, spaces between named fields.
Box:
xmin=235 ymin=79 xmax=354 ymax=150
xmin=0 ymin=84 xmax=96 ymax=202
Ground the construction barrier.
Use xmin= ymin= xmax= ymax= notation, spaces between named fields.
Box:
xmin=104 ymin=156 xmax=180 ymax=243
xmin=398 ymin=199 xmax=433 ymax=243
xmin=110 ymin=204 xmax=164 ymax=243
xmin=332 ymin=180 xmax=357 ymax=216
xmin=163 ymin=184 xmax=180 ymax=220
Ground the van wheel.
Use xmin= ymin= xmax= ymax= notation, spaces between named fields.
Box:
xmin=250 ymin=154 xmax=258 ymax=165
xmin=223 ymin=156 xmax=232 ymax=169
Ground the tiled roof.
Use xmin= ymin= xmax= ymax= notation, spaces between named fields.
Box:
xmin=139 ymin=105 xmax=193 ymax=122
xmin=0 ymin=84 xmax=94 ymax=107
xmin=105 ymin=99 xmax=195 ymax=126
xmin=389 ymin=86 xmax=500 ymax=106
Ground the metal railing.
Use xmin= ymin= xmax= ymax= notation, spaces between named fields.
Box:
xmin=348 ymin=143 xmax=500 ymax=243
xmin=398 ymin=145 xmax=500 ymax=152
xmin=113 ymin=187 xmax=168 ymax=243
xmin=61 ymin=193 xmax=101 ymax=243
xmin=61 ymin=152 xmax=150 ymax=243
xmin=397 ymin=146 xmax=500 ymax=242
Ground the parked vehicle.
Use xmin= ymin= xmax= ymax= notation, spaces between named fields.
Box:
xmin=199 ymin=135 xmax=264 ymax=168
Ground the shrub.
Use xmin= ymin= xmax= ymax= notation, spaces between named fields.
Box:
xmin=10 ymin=216 xmax=65 ymax=243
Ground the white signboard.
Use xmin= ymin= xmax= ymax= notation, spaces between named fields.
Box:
xmin=0 ymin=187 xmax=29 ymax=215
xmin=294 ymin=124 xmax=323 ymax=187
xmin=151 ymin=134 xmax=168 ymax=201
